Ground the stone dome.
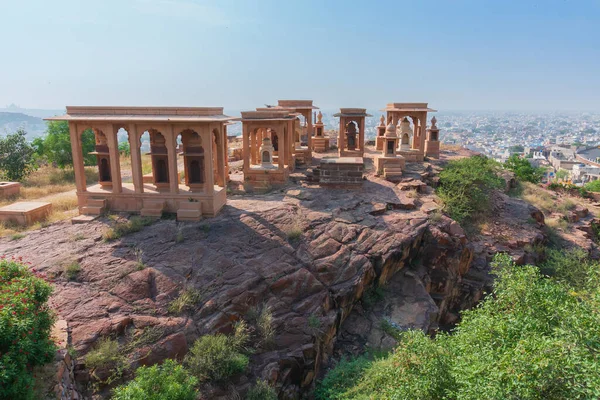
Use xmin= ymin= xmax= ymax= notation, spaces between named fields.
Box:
xmin=384 ymin=122 xmax=397 ymax=138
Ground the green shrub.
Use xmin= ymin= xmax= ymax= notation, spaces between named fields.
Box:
xmin=0 ymin=257 xmax=56 ymax=400
xmin=64 ymin=261 xmax=81 ymax=280
xmin=0 ymin=129 xmax=38 ymax=181
xmin=541 ymin=248 xmax=600 ymax=291
xmin=257 ymin=306 xmax=275 ymax=346
xmin=314 ymin=356 xmax=373 ymax=400
xmin=584 ymin=179 xmax=600 ymax=192
xmin=504 ymin=154 xmax=544 ymax=183
xmin=184 ymin=326 xmax=249 ymax=383
xmin=112 ymin=359 xmax=198 ymax=400
xmin=168 ymin=288 xmax=202 ymax=314
xmin=322 ymin=251 xmax=600 ymax=399
xmin=436 ymin=155 xmax=504 ymax=222
xmin=103 ymin=216 xmax=154 ymax=242
xmin=246 ymin=379 xmax=277 ymax=400
xmin=84 ymin=337 xmax=128 ymax=383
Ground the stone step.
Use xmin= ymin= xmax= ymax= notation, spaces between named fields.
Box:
xmin=81 ymin=206 xmax=103 ymax=215
xmin=177 ymin=209 xmax=202 ymax=221
xmin=87 ymin=198 xmax=107 ymax=208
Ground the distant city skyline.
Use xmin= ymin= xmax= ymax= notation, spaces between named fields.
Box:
xmin=1 ymin=0 xmax=599 ymax=111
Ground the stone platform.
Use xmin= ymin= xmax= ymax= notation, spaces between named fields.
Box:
xmin=0 ymin=182 xmax=21 ymax=198
xmin=0 ymin=201 xmax=52 ymax=225
xmin=314 ymin=157 xmax=364 ymax=186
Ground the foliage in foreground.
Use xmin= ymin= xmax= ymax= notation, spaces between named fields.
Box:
xmin=0 ymin=257 xmax=56 ymax=400
xmin=503 ymin=154 xmax=544 ymax=183
xmin=184 ymin=321 xmax=250 ymax=383
xmin=584 ymin=179 xmax=600 ymax=193
xmin=0 ymin=129 xmax=38 ymax=181
xmin=436 ymin=155 xmax=504 ymax=222
xmin=102 ymin=216 xmax=155 ymax=242
xmin=317 ymin=251 xmax=600 ymax=399
xmin=112 ymin=359 xmax=198 ymax=400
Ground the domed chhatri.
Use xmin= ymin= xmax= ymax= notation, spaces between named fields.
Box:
xmin=333 ymin=108 xmax=372 ymax=157
xmin=376 ymin=115 xmax=387 ymax=150
xmin=374 ymin=119 xmax=405 ymax=181
xmin=312 ymin=110 xmax=330 ymax=153
xmin=384 ymin=121 xmax=397 ymax=138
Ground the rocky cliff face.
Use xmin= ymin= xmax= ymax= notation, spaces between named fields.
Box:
xmin=0 ymin=167 xmax=547 ymax=399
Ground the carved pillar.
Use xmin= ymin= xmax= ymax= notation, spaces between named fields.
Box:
xmin=359 ymin=118 xmax=365 ymax=153
xmin=215 ymin=126 xmax=226 ymax=187
xmin=70 ymin=122 xmax=87 ymax=193
xmin=204 ymin=129 xmax=215 ymax=195
xmin=166 ymin=125 xmax=179 ymax=194
xmin=223 ymin=125 xmax=230 ymax=182
xmin=420 ymin=112 xmax=428 ymax=154
xmin=278 ymin=122 xmax=285 ymax=170
xmin=128 ymin=124 xmax=143 ymax=193
xmin=106 ymin=123 xmax=122 ymax=194
xmin=306 ymin=110 xmax=312 ymax=155
xmin=242 ymin=123 xmax=250 ymax=174
xmin=338 ymin=117 xmax=345 ymax=154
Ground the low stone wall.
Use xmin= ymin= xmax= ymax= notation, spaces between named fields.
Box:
xmin=313 ymin=157 xmax=364 ymax=186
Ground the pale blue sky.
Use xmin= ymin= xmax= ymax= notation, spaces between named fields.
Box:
xmin=1 ymin=0 xmax=599 ymax=111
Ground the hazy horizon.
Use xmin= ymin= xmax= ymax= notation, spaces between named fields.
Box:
xmin=1 ymin=0 xmax=599 ymax=112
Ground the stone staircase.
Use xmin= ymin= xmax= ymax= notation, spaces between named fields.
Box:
xmin=383 ymin=167 xmax=403 ymax=181
xmin=140 ymin=199 xmax=165 ymax=217
xmin=81 ymin=198 xmax=107 ymax=216
xmin=176 ymin=201 xmax=202 ymax=222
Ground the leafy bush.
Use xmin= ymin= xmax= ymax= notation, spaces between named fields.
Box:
xmin=314 ymin=356 xmax=372 ymax=400
xmin=0 ymin=257 xmax=56 ymax=400
xmin=504 ymin=154 xmax=544 ymax=183
xmin=184 ymin=324 xmax=249 ymax=383
xmin=584 ymin=179 xmax=600 ymax=193
xmin=64 ymin=261 xmax=81 ymax=281
xmin=112 ymin=359 xmax=198 ymax=400
xmin=436 ymin=155 xmax=504 ymax=222
xmin=84 ymin=337 xmax=128 ymax=383
xmin=246 ymin=379 xmax=277 ymax=400
xmin=0 ymin=129 xmax=38 ymax=181
xmin=321 ymin=252 xmax=600 ymax=399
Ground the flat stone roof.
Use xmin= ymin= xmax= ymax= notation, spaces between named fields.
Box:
xmin=277 ymin=100 xmax=319 ymax=110
xmin=333 ymin=108 xmax=372 ymax=117
xmin=0 ymin=201 xmax=51 ymax=213
xmin=45 ymin=106 xmax=233 ymax=123
xmin=382 ymin=103 xmax=437 ymax=112
xmin=239 ymin=110 xmax=297 ymax=121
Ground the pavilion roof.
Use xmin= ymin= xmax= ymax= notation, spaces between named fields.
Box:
xmin=238 ymin=110 xmax=298 ymax=122
xmin=45 ymin=106 xmax=233 ymax=123
xmin=274 ymin=100 xmax=320 ymax=110
xmin=381 ymin=103 xmax=437 ymax=112
xmin=333 ymin=108 xmax=372 ymax=117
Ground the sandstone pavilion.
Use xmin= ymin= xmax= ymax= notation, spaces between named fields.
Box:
xmin=45 ymin=106 xmax=232 ymax=222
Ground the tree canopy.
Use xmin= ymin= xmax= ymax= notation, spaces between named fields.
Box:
xmin=504 ymin=154 xmax=544 ymax=183
xmin=33 ymin=121 xmax=96 ymax=168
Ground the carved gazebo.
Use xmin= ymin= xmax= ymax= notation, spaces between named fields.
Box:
xmin=45 ymin=106 xmax=232 ymax=221
xmin=382 ymin=103 xmax=437 ymax=162
xmin=334 ymin=108 xmax=371 ymax=157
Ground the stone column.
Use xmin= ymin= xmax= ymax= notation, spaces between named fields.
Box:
xmin=359 ymin=118 xmax=365 ymax=153
xmin=204 ymin=129 xmax=215 ymax=195
xmin=242 ymin=123 xmax=250 ymax=174
xmin=278 ymin=122 xmax=285 ymax=170
xmin=251 ymin=129 xmax=257 ymax=165
xmin=215 ymin=126 xmax=226 ymax=187
xmin=128 ymin=124 xmax=144 ymax=193
xmin=411 ymin=117 xmax=419 ymax=151
xmin=69 ymin=122 xmax=87 ymax=193
xmin=106 ymin=123 xmax=122 ymax=194
xmin=420 ymin=112 xmax=428 ymax=154
xmin=286 ymin=119 xmax=293 ymax=168
xmin=166 ymin=125 xmax=179 ymax=194
xmin=223 ymin=125 xmax=230 ymax=182
xmin=338 ymin=117 xmax=345 ymax=153
xmin=306 ymin=110 xmax=313 ymax=153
